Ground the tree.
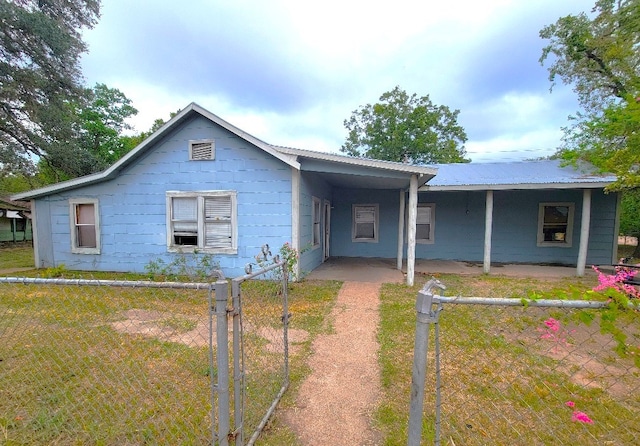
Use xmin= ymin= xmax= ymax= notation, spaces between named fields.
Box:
xmin=539 ymin=0 xmax=640 ymax=188
xmin=341 ymin=86 xmax=468 ymax=164
xmin=79 ymin=83 xmax=138 ymax=165
xmin=0 ymin=0 xmax=101 ymax=177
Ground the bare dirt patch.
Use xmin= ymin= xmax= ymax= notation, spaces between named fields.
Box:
xmin=282 ymin=281 xmax=383 ymax=445
xmin=111 ymin=309 xmax=309 ymax=354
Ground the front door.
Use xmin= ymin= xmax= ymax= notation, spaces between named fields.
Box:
xmin=323 ymin=200 xmax=331 ymax=261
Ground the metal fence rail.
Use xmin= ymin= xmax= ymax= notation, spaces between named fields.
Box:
xmin=0 ymin=277 xmax=217 ymax=445
xmin=410 ymin=280 xmax=640 ymax=445
xmin=1 ymin=265 xmax=289 ymax=446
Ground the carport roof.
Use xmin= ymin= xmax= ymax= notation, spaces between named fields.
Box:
xmin=274 ymin=146 xmax=437 ymax=189
xmin=422 ymin=160 xmax=616 ymax=191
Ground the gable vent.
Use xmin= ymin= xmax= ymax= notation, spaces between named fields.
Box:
xmin=189 ymin=140 xmax=215 ymax=160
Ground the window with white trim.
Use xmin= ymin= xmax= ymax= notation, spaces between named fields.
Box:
xmin=352 ymin=204 xmax=378 ymax=242
xmin=189 ymin=139 xmax=215 ymax=160
xmin=537 ymin=202 xmax=574 ymax=247
xmin=416 ymin=203 xmax=435 ymax=244
xmin=167 ymin=191 xmax=237 ymax=253
xmin=312 ymin=197 xmax=321 ymax=247
xmin=69 ymin=198 xmax=100 ymax=254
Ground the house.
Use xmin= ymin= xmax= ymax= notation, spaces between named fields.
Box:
xmin=0 ymin=197 xmax=32 ymax=243
xmin=12 ymin=103 xmax=619 ymax=284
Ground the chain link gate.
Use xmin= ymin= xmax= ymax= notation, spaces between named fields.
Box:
xmin=0 ymin=254 xmax=289 ymax=445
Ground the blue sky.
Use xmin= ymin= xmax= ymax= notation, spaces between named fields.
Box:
xmin=80 ymin=0 xmax=596 ymax=162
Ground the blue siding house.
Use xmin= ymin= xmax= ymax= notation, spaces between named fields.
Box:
xmin=14 ymin=103 xmax=619 ymax=284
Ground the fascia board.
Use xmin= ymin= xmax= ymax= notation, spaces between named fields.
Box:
xmin=421 ymin=181 xmax=615 ymax=192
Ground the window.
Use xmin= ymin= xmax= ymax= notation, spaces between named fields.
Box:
xmin=537 ymin=202 xmax=574 ymax=247
xmin=312 ymin=197 xmax=321 ymax=247
xmin=416 ymin=203 xmax=435 ymax=244
xmin=189 ymin=139 xmax=215 ymax=160
xmin=167 ymin=191 xmax=237 ymax=253
xmin=352 ymin=204 xmax=378 ymax=242
xmin=69 ymin=198 xmax=100 ymax=254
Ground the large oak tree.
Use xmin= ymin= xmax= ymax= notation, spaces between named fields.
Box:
xmin=341 ymin=86 xmax=468 ymax=164
xmin=540 ymin=0 xmax=640 ymax=254
xmin=0 ymin=0 xmax=101 ymax=178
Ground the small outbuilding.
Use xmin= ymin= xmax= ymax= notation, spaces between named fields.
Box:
xmin=0 ymin=197 xmax=32 ymax=243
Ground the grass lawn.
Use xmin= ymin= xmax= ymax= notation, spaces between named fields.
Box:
xmin=2 ymin=245 xmax=638 ymax=444
xmin=376 ymin=273 xmax=640 ymax=445
xmin=0 ymin=271 xmax=342 ymax=445
xmin=0 ymin=242 xmax=34 ymax=270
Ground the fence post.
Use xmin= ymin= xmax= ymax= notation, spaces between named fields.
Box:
xmin=231 ymin=278 xmax=243 ymax=446
xmin=215 ymin=280 xmax=230 ymax=446
xmin=408 ymin=279 xmax=446 ymax=446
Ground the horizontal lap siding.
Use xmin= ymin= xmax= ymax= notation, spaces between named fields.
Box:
xmin=36 ymin=115 xmax=292 ymax=277
xmin=415 ymin=191 xmax=485 ymax=261
xmin=330 ymin=188 xmax=399 ymax=258
xmin=421 ymin=189 xmax=617 ymax=266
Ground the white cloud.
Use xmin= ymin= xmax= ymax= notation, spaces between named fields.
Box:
xmin=81 ymin=0 xmax=596 ymax=162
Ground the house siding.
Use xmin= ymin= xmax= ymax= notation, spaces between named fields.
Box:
xmin=417 ymin=189 xmax=617 ymax=266
xmin=330 ymin=188 xmax=401 ymax=258
xmin=32 ymin=114 xmax=293 ymax=277
xmin=298 ymin=172 xmax=332 ymax=275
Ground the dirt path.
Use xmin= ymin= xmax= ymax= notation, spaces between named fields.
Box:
xmin=284 ymin=281 xmax=383 ymax=445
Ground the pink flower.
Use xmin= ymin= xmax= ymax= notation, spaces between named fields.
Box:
xmin=571 ymin=411 xmax=594 ymax=424
xmin=544 ymin=318 xmax=560 ymax=332
xmin=565 ymin=401 xmax=575 ymax=408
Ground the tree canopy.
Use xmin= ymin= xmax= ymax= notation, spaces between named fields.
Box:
xmin=79 ymin=83 xmax=138 ymax=165
xmin=0 ymin=0 xmax=101 ymax=177
xmin=539 ymin=0 xmax=640 ymax=188
xmin=341 ymin=86 xmax=468 ymax=164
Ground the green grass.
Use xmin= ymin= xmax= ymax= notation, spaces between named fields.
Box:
xmin=0 ymin=243 xmax=34 ymax=270
xmin=376 ymin=274 xmax=640 ymax=445
xmin=0 ymin=275 xmax=342 ymax=445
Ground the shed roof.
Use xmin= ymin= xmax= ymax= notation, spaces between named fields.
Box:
xmin=422 ymin=160 xmax=616 ymax=191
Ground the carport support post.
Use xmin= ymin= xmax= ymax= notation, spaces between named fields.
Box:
xmin=484 ymin=190 xmax=493 ymax=274
xmin=408 ymin=279 xmax=446 ymax=446
xmin=577 ymin=188 xmax=592 ymax=277
xmin=397 ymin=189 xmax=406 ymax=270
xmin=407 ymin=175 xmax=418 ymax=286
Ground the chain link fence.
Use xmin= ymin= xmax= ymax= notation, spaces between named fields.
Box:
xmin=410 ymin=281 xmax=640 ymax=445
xmin=0 ymin=263 xmax=289 ymax=445
xmin=0 ymin=278 xmax=215 ymax=444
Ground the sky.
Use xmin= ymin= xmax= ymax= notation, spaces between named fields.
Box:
xmin=79 ymin=0 xmax=596 ymax=163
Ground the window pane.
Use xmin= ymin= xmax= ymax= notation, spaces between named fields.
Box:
xmin=204 ymin=222 xmax=231 ymax=247
xmin=76 ymin=204 xmax=95 ymax=225
xmin=355 ymin=207 xmax=375 ymax=223
xmin=416 ymin=223 xmax=430 ymax=240
xmin=543 ymin=205 xmax=569 ymax=242
xmin=172 ymin=197 xmax=197 ymax=245
xmin=77 ymin=225 xmax=96 ymax=248
xmin=417 ymin=206 xmax=431 ymax=223
xmin=355 ymin=222 xmax=375 ymax=239
xmin=544 ymin=206 xmax=569 ymax=224
xmin=173 ymin=197 xmax=197 ymax=220
xmin=204 ymin=196 xmax=231 ymax=219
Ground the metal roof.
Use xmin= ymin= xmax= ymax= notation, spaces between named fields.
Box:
xmin=274 ymin=146 xmax=437 ymax=189
xmin=422 ymin=160 xmax=616 ymax=191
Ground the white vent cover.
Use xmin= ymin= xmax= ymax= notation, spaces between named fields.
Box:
xmin=189 ymin=140 xmax=215 ymax=160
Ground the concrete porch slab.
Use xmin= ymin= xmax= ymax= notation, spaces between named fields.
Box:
xmin=305 ymin=257 xmax=597 ymax=283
